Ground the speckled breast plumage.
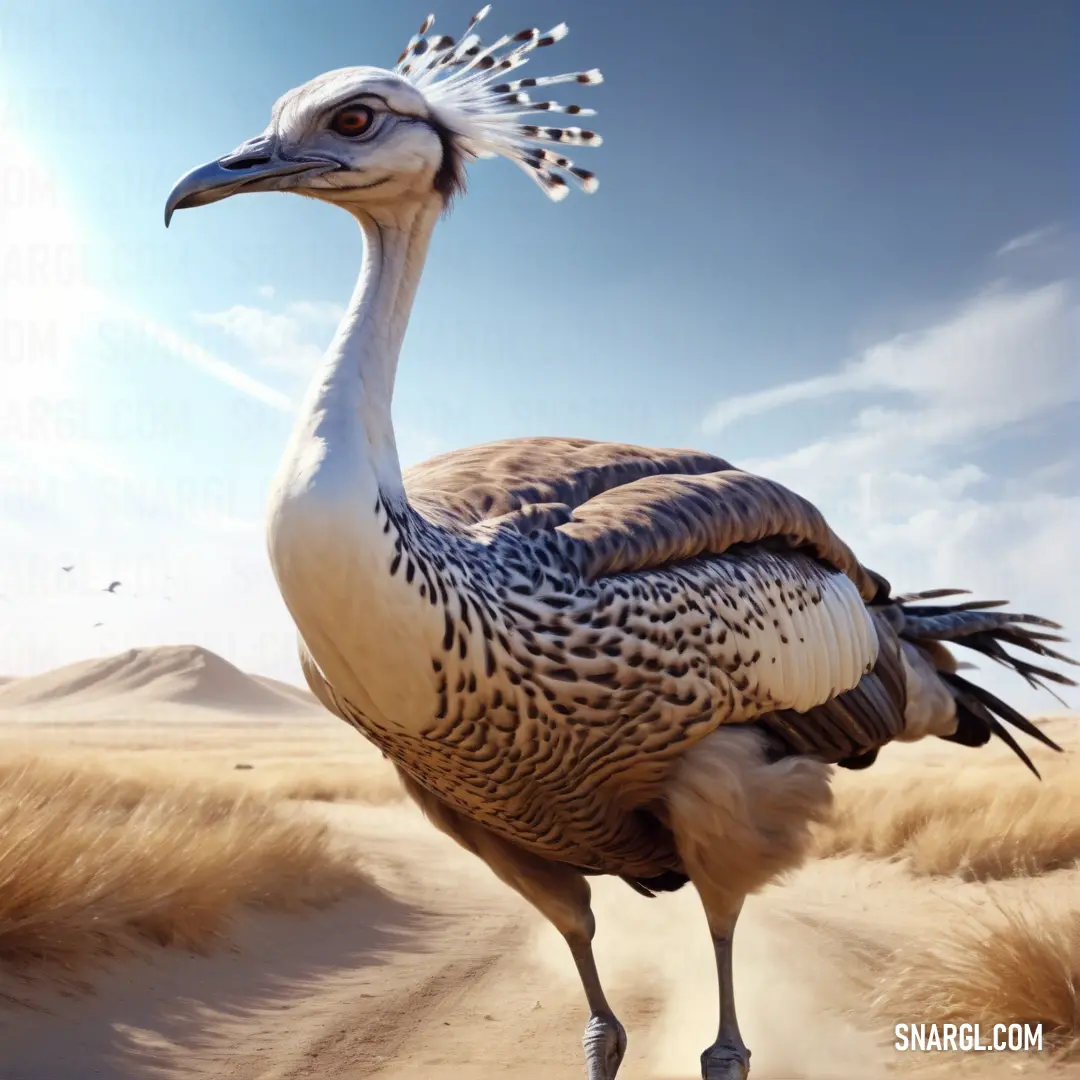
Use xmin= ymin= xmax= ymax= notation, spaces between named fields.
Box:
xmin=307 ymin=529 xmax=875 ymax=876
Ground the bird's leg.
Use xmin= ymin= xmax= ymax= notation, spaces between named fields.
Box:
xmin=663 ymin=726 xmax=835 ymax=1080
xmin=566 ymin=916 xmax=627 ymax=1080
xmin=394 ymin=770 xmax=626 ymax=1079
xmin=699 ymin=903 xmax=749 ymax=1080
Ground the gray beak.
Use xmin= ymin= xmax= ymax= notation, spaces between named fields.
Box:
xmin=164 ymin=135 xmax=338 ymax=226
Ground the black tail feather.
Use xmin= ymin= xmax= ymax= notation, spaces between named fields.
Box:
xmin=988 ymin=630 xmax=1076 ymax=667
xmin=888 ymin=591 xmax=1075 ymax=776
xmin=899 ymin=599 xmax=1009 ymax=615
xmin=941 ymin=680 xmax=1039 ymax=777
xmin=940 ymin=670 xmax=1063 ymax=778
xmin=941 ymin=699 xmax=993 ymax=748
xmin=947 ymin=672 xmax=1063 ymax=752
xmin=958 ymin=632 xmax=1076 ymax=697
xmin=983 ymin=715 xmax=1039 ymax=778
xmin=893 ymin=588 xmax=973 ymax=602
xmin=900 ymin=609 xmax=1069 ymax=640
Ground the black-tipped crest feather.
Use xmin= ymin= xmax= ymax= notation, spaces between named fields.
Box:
xmin=392 ymin=6 xmax=602 ymax=202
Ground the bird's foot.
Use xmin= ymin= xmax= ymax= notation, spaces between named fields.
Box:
xmin=583 ymin=1011 xmax=627 ymax=1079
xmin=701 ymin=1042 xmax=750 ymax=1080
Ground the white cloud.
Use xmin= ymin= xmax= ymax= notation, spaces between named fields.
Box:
xmin=705 ymin=281 xmax=1077 ymax=443
xmin=194 ymin=299 xmax=346 ymax=373
xmin=997 ymin=223 xmax=1061 ymax=257
xmin=704 ymin=369 xmax=877 ymax=432
xmin=282 ymin=299 xmax=346 ymax=325
xmin=114 ymin=301 xmax=294 ymax=412
xmin=703 ymin=274 xmax=1079 ymax=714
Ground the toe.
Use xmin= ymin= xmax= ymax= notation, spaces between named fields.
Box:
xmin=703 ymin=1062 xmax=748 ymax=1080
xmin=583 ymin=1012 xmax=626 ymax=1079
xmin=701 ymin=1045 xmax=750 ymax=1080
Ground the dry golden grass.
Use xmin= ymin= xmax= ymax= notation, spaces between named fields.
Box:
xmin=873 ymin=897 xmax=1080 ymax=1060
xmin=813 ymin=754 xmax=1080 ymax=879
xmin=0 ymin=729 xmax=407 ymax=807
xmin=0 ymin=751 xmax=406 ymax=808
xmin=141 ymin=759 xmax=406 ymax=806
xmin=242 ymin=763 xmax=405 ymax=805
xmin=261 ymin=774 xmax=397 ymax=803
xmin=0 ymin=755 xmax=371 ymax=974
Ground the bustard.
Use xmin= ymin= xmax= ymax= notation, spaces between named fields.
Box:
xmin=166 ymin=10 xmax=1074 ymax=1079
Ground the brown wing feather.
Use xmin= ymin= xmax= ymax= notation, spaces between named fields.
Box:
xmin=404 ymin=436 xmax=884 ymax=602
xmin=404 ymin=436 xmax=734 ymax=521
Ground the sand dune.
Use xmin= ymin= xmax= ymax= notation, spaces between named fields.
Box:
xmin=0 ymin=650 xmax=1076 ymax=1080
xmin=252 ymin=673 xmax=321 ymax=710
xmin=0 ymin=647 xmax=405 ymax=805
xmin=0 ymin=645 xmax=319 ymax=718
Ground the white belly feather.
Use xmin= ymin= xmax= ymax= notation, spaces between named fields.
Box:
xmin=589 ymin=548 xmax=880 ymax=724
xmin=752 ymin=562 xmax=878 ymax=712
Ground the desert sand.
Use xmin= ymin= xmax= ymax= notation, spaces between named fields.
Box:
xmin=0 ymin=645 xmax=1076 ymax=1080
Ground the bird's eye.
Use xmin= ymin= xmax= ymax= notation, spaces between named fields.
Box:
xmin=331 ymin=106 xmax=375 ymax=137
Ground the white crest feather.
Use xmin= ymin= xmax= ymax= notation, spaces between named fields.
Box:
xmin=393 ymin=7 xmax=603 ymax=200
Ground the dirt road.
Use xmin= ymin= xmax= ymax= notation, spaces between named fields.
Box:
xmin=1 ymin=799 xmax=1060 ymax=1080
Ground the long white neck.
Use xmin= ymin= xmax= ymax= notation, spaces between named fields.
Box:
xmin=267 ymin=195 xmax=445 ymax=727
xmin=289 ymin=196 xmax=441 ymax=501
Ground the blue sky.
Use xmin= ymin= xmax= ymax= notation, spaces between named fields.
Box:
xmin=0 ymin=1 xmax=1076 ymax=714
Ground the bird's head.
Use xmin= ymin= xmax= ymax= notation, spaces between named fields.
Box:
xmin=165 ymin=6 xmax=603 ymax=226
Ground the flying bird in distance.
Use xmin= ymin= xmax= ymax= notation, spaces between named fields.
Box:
xmin=165 ymin=8 xmax=1075 ymax=1079
xmin=61 ymin=565 xmax=74 ymax=572
xmin=103 ymin=581 xmax=122 ymax=594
